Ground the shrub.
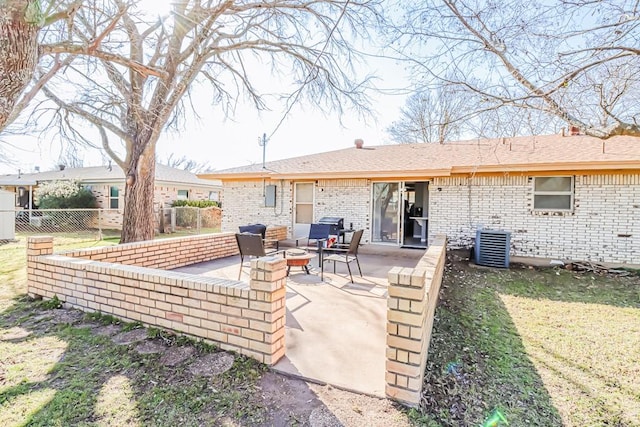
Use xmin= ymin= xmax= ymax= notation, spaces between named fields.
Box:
xmin=171 ymin=199 xmax=220 ymax=208
xmin=35 ymin=180 xmax=97 ymax=209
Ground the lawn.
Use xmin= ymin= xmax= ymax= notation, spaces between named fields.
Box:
xmin=0 ymin=234 xmax=409 ymax=426
xmin=415 ymin=255 xmax=640 ymax=426
xmin=3 ymin=235 xmax=639 ymax=426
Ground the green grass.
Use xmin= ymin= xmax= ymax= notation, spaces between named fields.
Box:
xmin=0 ymin=234 xmax=270 ymax=426
xmin=415 ymin=260 xmax=640 ymax=426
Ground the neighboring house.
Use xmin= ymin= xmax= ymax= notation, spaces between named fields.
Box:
xmin=0 ymin=164 xmax=222 ymax=229
xmin=199 ymin=133 xmax=640 ymax=264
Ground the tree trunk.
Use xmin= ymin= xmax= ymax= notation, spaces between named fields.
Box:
xmin=120 ymin=140 xmax=157 ymax=243
xmin=0 ymin=0 xmax=40 ymax=131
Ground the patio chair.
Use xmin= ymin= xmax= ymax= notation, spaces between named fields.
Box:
xmin=321 ymin=229 xmax=364 ymax=283
xmin=239 ymin=223 xmax=279 ymax=250
xmin=235 ymin=232 xmax=283 ymax=279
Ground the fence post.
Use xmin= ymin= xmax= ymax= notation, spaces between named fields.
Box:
xmin=171 ymin=208 xmax=176 ymax=232
xmin=97 ymin=209 xmax=103 ymax=240
xmin=197 ymin=207 xmax=202 ymax=234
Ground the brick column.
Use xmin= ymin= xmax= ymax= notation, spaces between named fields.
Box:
xmin=27 ymin=236 xmax=54 ymax=299
xmin=385 ymin=266 xmax=428 ymax=406
xmin=249 ymin=256 xmax=287 ymax=365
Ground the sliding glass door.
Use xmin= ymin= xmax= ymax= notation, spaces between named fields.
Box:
xmin=371 ymin=182 xmax=400 ymax=244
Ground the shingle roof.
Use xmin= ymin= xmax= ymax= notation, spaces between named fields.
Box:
xmin=199 ymin=134 xmax=640 ymax=180
xmin=0 ymin=164 xmax=221 ymax=187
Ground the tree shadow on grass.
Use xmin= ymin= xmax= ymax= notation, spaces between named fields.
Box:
xmin=0 ymin=295 xmax=365 ymax=427
xmin=486 ymin=264 xmax=640 ymax=308
xmin=415 ymin=263 xmax=564 ymax=427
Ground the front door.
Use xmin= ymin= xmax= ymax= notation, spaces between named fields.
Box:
xmin=371 ymin=182 xmax=400 ymax=244
xmin=293 ymin=182 xmax=314 ymax=238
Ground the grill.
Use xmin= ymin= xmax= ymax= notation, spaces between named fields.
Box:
xmin=318 ymin=216 xmax=344 ymax=235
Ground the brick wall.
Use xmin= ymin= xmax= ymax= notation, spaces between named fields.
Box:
xmin=385 ymin=235 xmax=447 ymax=406
xmin=429 ymin=174 xmax=640 ymax=263
xmin=221 ymin=180 xmax=294 ymax=236
xmin=316 ymin=179 xmax=371 ymax=243
xmin=26 ymin=234 xmax=287 ymax=365
xmin=222 ymin=179 xmax=371 ymax=242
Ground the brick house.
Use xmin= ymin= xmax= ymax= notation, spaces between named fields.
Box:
xmin=199 ymin=133 xmax=640 ymax=264
xmin=1 ymin=164 xmax=222 ymax=229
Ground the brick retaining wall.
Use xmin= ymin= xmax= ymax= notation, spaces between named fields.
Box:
xmin=385 ymin=235 xmax=447 ymax=406
xmin=26 ymin=229 xmax=289 ymax=365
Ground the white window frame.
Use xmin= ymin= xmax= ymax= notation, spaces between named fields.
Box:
xmin=177 ymin=189 xmax=189 ymax=200
xmin=532 ymin=176 xmax=574 ymax=212
xmin=109 ymin=186 xmax=119 ymax=209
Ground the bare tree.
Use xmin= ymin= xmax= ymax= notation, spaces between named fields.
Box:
xmin=160 ymin=153 xmax=211 ymax=174
xmin=31 ymin=0 xmax=378 ymax=243
xmin=391 ymin=0 xmax=640 ymax=139
xmin=0 ymin=1 xmax=130 ymax=133
xmin=387 ymin=86 xmax=466 ymax=143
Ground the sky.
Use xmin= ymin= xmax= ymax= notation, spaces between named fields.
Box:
xmin=0 ymin=2 xmax=412 ymax=175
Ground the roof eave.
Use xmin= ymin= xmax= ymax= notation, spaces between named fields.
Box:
xmin=452 ymin=160 xmax=640 ymax=174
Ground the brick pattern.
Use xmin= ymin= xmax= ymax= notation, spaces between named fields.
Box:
xmin=62 ymin=232 xmax=239 ymax=269
xmin=429 ymin=174 xmax=640 ymax=263
xmin=222 ymin=179 xmax=371 ymax=242
xmin=315 ymin=179 xmax=370 ymax=243
xmin=92 ymin=184 xmax=216 ymax=229
xmin=385 ymin=235 xmax=447 ymax=407
xmin=27 ymin=234 xmax=287 ymax=365
xmin=221 ymin=180 xmax=293 ymax=237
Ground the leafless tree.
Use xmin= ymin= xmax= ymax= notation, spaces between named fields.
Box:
xmin=390 ymin=0 xmax=640 ymax=139
xmin=26 ymin=0 xmax=379 ymax=242
xmin=54 ymin=143 xmax=84 ymax=169
xmin=387 ymin=86 xmax=466 ymax=143
xmin=160 ymin=153 xmax=211 ymax=173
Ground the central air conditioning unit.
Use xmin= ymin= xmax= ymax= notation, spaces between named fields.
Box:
xmin=475 ymin=229 xmax=511 ymax=268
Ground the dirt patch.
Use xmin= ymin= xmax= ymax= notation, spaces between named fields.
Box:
xmin=0 ymin=326 xmax=31 ymax=341
xmin=256 ymin=372 xmax=409 ymax=427
xmin=49 ymin=309 xmax=84 ymax=325
xmin=187 ymin=352 xmax=235 ymax=377
xmin=257 ymin=372 xmax=322 ymax=426
xmin=308 ymin=384 xmax=409 ymax=427
xmin=159 ymin=345 xmax=196 ymax=367
xmin=93 ymin=324 xmax=122 ymax=337
xmin=134 ymin=340 xmax=166 ymax=355
xmin=112 ymin=328 xmax=148 ymax=345
xmin=309 ymin=406 xmax=343 ymax=427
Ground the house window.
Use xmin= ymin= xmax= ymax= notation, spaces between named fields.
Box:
xmin=533 ymin=176 xmax=574 ymax=211
xmin=109 ymin=186 xmax=119 ymax=209
xmin=208 ymin=191 xmax=219 ymax=202
xmin=177 ymin=190 xmax=189 ymax=200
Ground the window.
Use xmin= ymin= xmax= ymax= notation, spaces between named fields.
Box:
xmin=208 ymin=191 xmax=219 ymax=202
xmin=109 ymin=186 xmax=119 ymax=209
xmin=533 ymin=176 xmax=574 ymax=211
xmin=177 ymin=190 xmax=189 ymax=200
xmin=294 ymin=183 xmax=314 ymax=224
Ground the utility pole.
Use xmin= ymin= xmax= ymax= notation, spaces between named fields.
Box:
xmin=258 ymin=132 xmax=268 ymax=169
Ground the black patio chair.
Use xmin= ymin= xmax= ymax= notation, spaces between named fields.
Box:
xmin=239 ymin=224 xmax=279 ymax=250
xmin=321 ymin=229 xmax=364 ymax=283
xmin=235 ymin=232 xmax=283 ymax=279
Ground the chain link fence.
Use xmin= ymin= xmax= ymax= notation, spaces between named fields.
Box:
xmin=11 ymin=209 xmax=121 ymax=240
xmin=3 ymin=206 xmax=222 ymax=241
xmin=157 ymin=206 xmax=221 ymax=235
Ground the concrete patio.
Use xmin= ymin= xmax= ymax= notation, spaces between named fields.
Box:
xmin=175 ymin=245 xmax=424 ymax=397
